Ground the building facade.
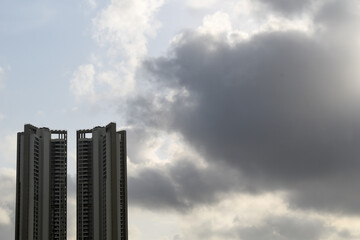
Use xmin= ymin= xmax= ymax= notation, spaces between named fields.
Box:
xmin=15 ymin=124 xmax=67 ymax=240
xmin=77 ymin=123 xmax=128 ymax=240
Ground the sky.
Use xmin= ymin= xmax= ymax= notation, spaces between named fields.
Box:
xmin=2 ymin=0 xmax=360 ymax=239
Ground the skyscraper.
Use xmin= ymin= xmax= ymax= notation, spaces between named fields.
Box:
xmin=15 ymin=124 xmax=67 ymax=240
xmin=77 ymin=123 xmax=128 ymax=240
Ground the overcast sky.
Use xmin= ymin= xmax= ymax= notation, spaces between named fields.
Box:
xmin=2 ymin=0 xmax=360 ymax=239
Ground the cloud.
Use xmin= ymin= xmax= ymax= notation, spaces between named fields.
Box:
xmin=0 ymin=207 xmax=11 ymax=225
xmin=126 ymin=128 xmax=174 ymax=165
xmin=65 ymin=0 xmax=360 ymax=238
xmin=130 ymin=190 xmax=349 ymax=240
xmin=0 ymin=168 xmax=16 ymax=238
xmin=93 ymin=0 xmax=163 ymax=59
xmin=255 ymin=0 xmax=315 ymax=16
xmin=184 ymin=0 xmax=220 ymax=9
xmin=198 ymin=12 xmax=233 ymax=36
xmin=169 ymin=192 xmax=358 ymax=240
xmin=315 ymin=0 xmax=360 ymax=41
xmin=71 ymin=0 xmax=165 ymax=103
xmin=67 ymin=174 xmax=76 ymax=198
xmin=75 ymin=0 xmax=164 ymax=101
xmin=67 ymin=195 xmax=76 ymax=240
xmin=128 ymin=159 xmax=240 ymax=211
xmin=129 ymin=225 xmax=142 ymax=240
xmin=0 ymin=134 xmax=17 ymax=165
xmin=126 ymin=0 xmax=360 ymax=216
xmin=236 ymin=216 xmax=329 ymax=240
xmin=66 ymin=174 xmax=76 ymax=240
xmin=190 ymin=215 xmax=331 ymax=240
xmin=70 ymin=64 xmax=95 ymax=99
xmin=129 ymin=166 xmax=185 ymax=211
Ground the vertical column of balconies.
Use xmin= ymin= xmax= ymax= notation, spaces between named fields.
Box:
xmin=101 ymin=136 xmax=107 ymax=240
xmin=118 ymin=131 xmax=128 ymax=240
xmin=33 ymin=136 xmax=40 ymax=240
xmin=77 ymin=132 xmax=93 ymax=240
xmin=50 ymin=131 xmax=67 ymax=240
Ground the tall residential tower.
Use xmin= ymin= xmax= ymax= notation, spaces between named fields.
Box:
xmin=77 ymin=123 xmax=128 ymax=240
xmin=15 ymin=124 xmax=67 ymax=240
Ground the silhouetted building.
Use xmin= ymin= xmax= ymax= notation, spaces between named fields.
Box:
xmin=77 ymin=123 xmax=128 ymax=240
xmin=15 ymin=124 xmax=67 ymax=240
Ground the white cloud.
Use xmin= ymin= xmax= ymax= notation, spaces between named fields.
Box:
xmin=0 ymin=168 xmax=15 ymax=230
xmin=235 ymin=0 xmax=260 ymax=16
xmin=93 ymin=0 xmax=163 ymax=95
xmin=129 ymin=224 xmax=142 ymax=240
xmin=72 ymin=0 xmax=165 ymax=103
xmin=189 ymin=0 xmax=315 ymax=43
xmin=129 ymin=206 xmax=181 ymax=240
xmin=170 ymin=11 xmax=249 ymax=55
xmin=192 ymin=4 xmax=314 ymax=47
xmin=70 ymin=64 xmax=95 ymax=100
xmin=67 ymin=196 xmax=76 ymax=240
xmin=0 ymin=168 xmax=16 ymax=201
xmin=0 ymin=134 xmax=17 ymax=165
xmin=258 ymin=14 xmax=314 ymax=34
xmin=129 ymin=192 xmax=358 ymax=240
xmin=93 ymin=0 xmax=164 ymax=59
xmin=170 ymin=192 xmax=359 ymax=240
xmin=198 ymin=12 xmax=233 ymax=36
xmin=0 ymin=208 xmax=11 ymax=225
xmin=185 ymin=0 xmax=219 ymax=9
xmin=68 ymin=150 xmax=77 ymax=165
xmin=179 ymin=192 xmax=289 ymax=235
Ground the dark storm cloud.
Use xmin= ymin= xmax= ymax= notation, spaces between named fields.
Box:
xmin=315 ymin=0 xmax=357 ymax=25
xmin=125 ymin=0 xmax=360 ymax=215
xmin=255 ymin=0 xmax=313 ymax=15
xmin=128 ymin=159 xmax=240 ymax=211
xmin=142 ymin=29 xmax=360 ymax=182
xmin=168 ymin=160 xmax=239 ymax=203
xmin=288 ymin=173 xmax=360 ymax=213
xmin=129 ymin=167 xmax=186 ymax=210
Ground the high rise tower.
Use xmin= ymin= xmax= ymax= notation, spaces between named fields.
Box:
xmin=77 ymin=123 xmax=128 ymax=240
xmin=15 ymin=124 xmax=67 ymax=240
